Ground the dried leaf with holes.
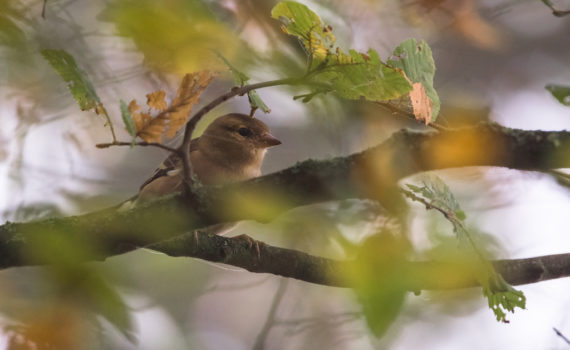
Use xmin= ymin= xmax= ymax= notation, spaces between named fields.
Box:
xmin=129 ymin=100 xmax=165 ymax=143
xmin=127 ymin=71 xmax=214 ymax=143
xmin=146 ymin=90 xmax=167 ymax=111
xmin=166 ymin=71 xmax=214 ymax=138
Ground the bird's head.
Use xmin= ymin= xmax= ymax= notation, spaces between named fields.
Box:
xmin=202 ymin=113 xmax=281 ymax=152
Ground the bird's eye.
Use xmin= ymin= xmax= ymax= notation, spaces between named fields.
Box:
xmin=238 ymin=127 xmax=252 ymax=137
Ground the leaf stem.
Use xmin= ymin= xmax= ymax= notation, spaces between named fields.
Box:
xmin=99 ymin=105 xmax=118 ymax=143
xmin=96 ymin=141 xmax=182 ymax=155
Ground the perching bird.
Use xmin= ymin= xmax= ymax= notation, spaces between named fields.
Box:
xmin=136 ymin=113 xmax=281 ymax=204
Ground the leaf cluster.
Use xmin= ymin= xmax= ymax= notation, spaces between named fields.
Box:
xmin=271 ymin=1 xmax=439 ymax=123
xmin=405 ymin=175 xmax=526 ymax=323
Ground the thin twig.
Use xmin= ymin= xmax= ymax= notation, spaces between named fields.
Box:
xmin=96 ymin=141 xmax=182 ymax=155
xmin=41 ymin=0 xmax=48 ymax=18
xmin=541 ymin=0 xmax=570 ymax=16
xmin=98 ymin=105 xmax=118 ymax=143
xmin=554 ymin=327 xmax=570 ymax=346
xmin=252 ymin=279 xmax=289 ymax=350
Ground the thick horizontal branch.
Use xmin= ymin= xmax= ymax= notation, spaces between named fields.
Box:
xmin=2 ymin=123 xmax=570 ymax=271
xmin=149 ymin=230 xmax=570 ymax=290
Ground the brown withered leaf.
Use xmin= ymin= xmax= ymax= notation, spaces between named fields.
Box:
xmin=409 ymin=82 xmax=433 ymax=125
xmin=165 ymin=71 xmax=214 ymax=138
xmin=127 ymin=71 xmax=214 ymax=143
xmin=146 ymin=90 xmax=167 ymax=111
xmin=129 ymin=99 xmax=166 ymax=143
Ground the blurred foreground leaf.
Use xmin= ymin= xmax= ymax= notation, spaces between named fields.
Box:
xmin=0 ymin=4 xmax=26 ymax=49
xmin=41 ymin=49 xmax=102 ymax=113
xmin=405 ymin=175 xmax=526 ymax=323
xmin=100 ymin=0 xmax=241 ymax=73
xmin=347 ymin=233 xmax=409 ymax=337
xmin=546 ymin=84 xmax=570 ymax=106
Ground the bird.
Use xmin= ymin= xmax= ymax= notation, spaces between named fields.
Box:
xmin=135 ymin=112 xmax=281 ymax=211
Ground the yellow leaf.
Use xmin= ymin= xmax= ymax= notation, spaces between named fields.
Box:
xmin=409 ymin=82 xmax=433 ymax=125
xmin=164 ymin=71 xmax=214 ymax=138
xmin=146 ymin=90 xmax=167 ymax=111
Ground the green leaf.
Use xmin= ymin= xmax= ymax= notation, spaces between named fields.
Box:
xmin=271 ymin=1 xmax=335 ymax=67
xmin=387 ymin=39 xmax=440 ymax=123
xmin=41 ymin=49 xmax=102 ymax=112
xmin=483 ymin=274 xmax=526 ymax=323
xmin=248 ymin=90 xmax=271 ymax=113
xmin=405 ymin=176 xmax=463 ymax=222
xmin=120 ymin=100 xmax=136 ymax=145
xmin=272 ymin=1 xmax=412 ymax=102
xmin=404 ymin=175 xmax=526 ymax=323
xmin=215 ymin=52 xmax=250 ymax=86
xmin=546 ymin=84 xmax=570 ymax=106
xmin=312 ymin=48 xmax=412 ymax=101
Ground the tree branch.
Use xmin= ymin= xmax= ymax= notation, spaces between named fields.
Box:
xmin=3 ymin=122 xmax=570 ymax=289
xmin=151 ymin=230 xmax=570 ymax=290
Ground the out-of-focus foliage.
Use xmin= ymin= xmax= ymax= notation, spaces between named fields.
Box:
xmin=387 ymin=39 xmax=440 ymax=123
xmin=400 ymin=0 xmax=504 ymax=50
xmin=0 ymin=228 xmax=135 ymax=349
xmin=99 ymin=0 xmax=242 ymax=73
xmin=346 ymin=232 xmax=410 ymax=337
xmin=0 ymin=2 xmax=26 ymax=50
xmin=405 ymin=175 xmax=526 ymax=323
xmin=546 ymin=84 xmax=570 ymax=106
xmin=126 ymin=71 xmax=213 ymax=143
xmin=41 ymin=49 xmax=103 ymax=113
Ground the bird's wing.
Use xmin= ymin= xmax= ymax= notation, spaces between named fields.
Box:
xmin=139 ymin=137 xmax=200 ymax=191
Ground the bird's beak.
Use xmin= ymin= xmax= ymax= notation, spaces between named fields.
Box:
xmin=259 ymin=132 xmax=281 ymax=147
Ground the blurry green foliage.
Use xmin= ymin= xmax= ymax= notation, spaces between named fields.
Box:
xmin=346 ymin=232 xmax=410 ymax=337
xmin=405 ymin=175 xmax=526 ymax=323
xmin=0 ymin=2 xmax=26 ymax=50
xmin=546 ymin=84 xmax=570 ymax=106
xmin=100 ymin=0 xmax=242 ymax=73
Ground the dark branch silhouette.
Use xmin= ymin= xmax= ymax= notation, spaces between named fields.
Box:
xmin=2 ymin=123 xmax=570 ymax=290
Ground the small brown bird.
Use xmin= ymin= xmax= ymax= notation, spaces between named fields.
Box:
xmin=136 ymin=113 xmax=281 ymax=203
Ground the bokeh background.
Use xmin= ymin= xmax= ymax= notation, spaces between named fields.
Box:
xmin=1 ymin=0 xmax=570 ymax=349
